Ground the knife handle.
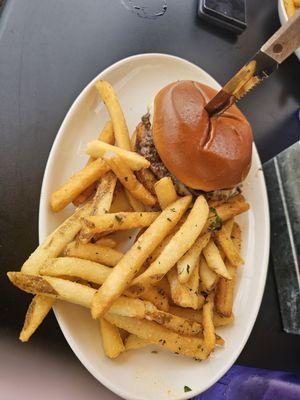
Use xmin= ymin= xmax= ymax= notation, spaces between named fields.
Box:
xmin=261 ymin=9 xmax=300 ymax=64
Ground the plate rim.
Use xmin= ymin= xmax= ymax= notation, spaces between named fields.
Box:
xmin=39 ymin=52 xmax=270 ymax=400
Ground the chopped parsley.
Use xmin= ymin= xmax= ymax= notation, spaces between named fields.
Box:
xmin=115 ymin=215 xmax=123 ymax=223
xmin=137 ymin=245 xmax=142 ymax=250
xmin=186 ymin=264 xmax=190 ymax=274
xmin=184 ymin=386 xmax=192 ymax=393
xmin=167 ymin=217 xmax=172 ymax=222
xmin=124 ymin=176 xmax=128 ymax=181
xmin=151 ymin=350 xmax=158 ymax=354
xmin=208 ymin=207 xmax=222 ymax=232
xmin=170 ymin=208 xmax=176 ymax=212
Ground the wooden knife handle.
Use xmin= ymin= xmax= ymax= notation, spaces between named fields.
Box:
xmin=261 ymin=9 xmax=300 ymax=63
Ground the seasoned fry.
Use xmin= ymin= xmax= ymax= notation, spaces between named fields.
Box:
xmin=40 ymin=257 xmax=111 ymax=285
xmin=202 ymin=297 xmax=215 ymax=351
xmin=203 ymin=195 xmax=249 ymax=233
xmin=95 ymin=80 xmax=131 ymax=150
xmin=51 ymin=159 xmax=110 ymax=212
xmin=64 ymin=242 xmax=123 ymax=267
xmin=215 ymin=262 xmax=237 ymax=317
xmin=231 ymin=222 xmax=242 ymax=252
xmin=177 ymin=233 xmax=210 ymax=283
xmin=73 ymin=121 xmax=115 ymax=206
xmin=167 ymin=268 xmax=201 ymax=310
xmin=169 ymin=306 xmax=203 ymax=324
xmin=86 ymin=140 xmax=150 ymax=170
xmin=154 ymin=177 xmax=178 ymax=210
xmin=91 ymin=196 xmax=192 ymax=318
xmin=130 ymin=196 xmax=209 ymax=292
xmin=125 ymin=334 xmax=150 ymax=351
xmin=103 ymin=152 xmax=156 ymax=206
xmin=110 ymin=184 xmax=133 ymax=213
xmin=78 ymin=172 xmax=117 ymax=243
xmin=203 ymin=240 xmax=231 ymax=279
xmin=19 ymin=295 xmax=54 ymax=342
xmin=100 ymin=318 xmax=125 ymax=358
xmin=199 ymin=256 xmax=217 ymax=292
xmin=81 ymin=211 xmax=159 ymax=236
xmin=213 ymin=313 xmax=234 ymax=327
xmin=284 ymin=0 xmax=296 ymax=17
xmin=137 ymin=286 xmax=169 ymax=312
xmin=125 ymin=191 xmax=145 ymax=211
xmin=214 ymin=220 xmax=244 ymax=267
xmin=94 ymin=237 xmax=116 ymax=248
xmin=105 ymin=314 xmax=210 ymax=360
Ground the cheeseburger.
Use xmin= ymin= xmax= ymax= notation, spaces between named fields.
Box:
xmin=133 ymin=80 xmax=253 ymax=201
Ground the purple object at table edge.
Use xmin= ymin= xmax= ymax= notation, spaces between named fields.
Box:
xmin=193 ymin=365 xmax=300 ymax=400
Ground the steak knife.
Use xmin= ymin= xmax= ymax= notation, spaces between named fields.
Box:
xmin=205 ymin=10 xmax=300 ymax=117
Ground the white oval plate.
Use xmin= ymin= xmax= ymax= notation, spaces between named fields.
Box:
xmin=39 ymin=54 xmax=270 ymax=400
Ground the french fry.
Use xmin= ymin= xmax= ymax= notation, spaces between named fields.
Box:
xmin=213 ymin=313 xmax=234 ymax=327
xmin=73 ymin=121 xmax=115 ymax=206
xmin=154 ymin=177 xmax=178 ymax=210
xmin=91 ymin=196 xmax=192 ymax=318
xmin=177 ymin=233 xmax=210 ymax=283
xmin=284 ymin=0 xmax=296 ymax=17
xmin=103 ymin=152 xmax=156 ymax=206
xmin=130 ymin=196 xmax=209 ymax=292
xmin=40 ymin=257 xmax=111 ymax=285
xmin=231 ymin=222 xmax=242 ymax=252
xmin=100 ymin=318 xmax=125 ymax=358
xmin=86 ymin=141 xmax=150 ymax=171
xmin=104 ymin=314 xmax=210 ymax=360
xmin=203 ymin=195 xmax=249 ymax=233
xmin=167 ymin=268 xmax=201 ymax=310
xmin=94 ymin=237 xmax=116 ymax=248
xmin=124 ymin=191 xmax=145 ymax=211
xmin=64 ymin=242 xmax=123 ymax=267
xmin=78 ymin=172 xmax=117 ymax=243
xmin=125 ymin=334 xmax=150 ymax=351
xmin=203 ymin=240 xmax=231 ymax=279
xmin=19 ymin=203 xmax=92 ymax=341
xmin=215 ymin=261 xmax=237 ymax=317
xmin=95 ymin=80 xmax=131 ymax=150
xmin=214 ymin=220 xmax=244 ymax=267
xmin=199 ymin=256 xmax=217 ymax=292
xmin=138 ymin=286 xmax=169 ymax=312
xmin=19 ymin=295 xmax=54 ymax=342
xmin=50 ymin=159 xmax=110 ymax=212
xmin=202 ymin=297 xmax=215 ymax=351
xmin=109 ymin=184 xmax=133 ymax=212
xmin=136 ymin=168 xmax=157 ymax=196
xmin=81 ymin=211 xmax=160 ymax=237
xmin=169 ymin=305 xmax=234 ymax=327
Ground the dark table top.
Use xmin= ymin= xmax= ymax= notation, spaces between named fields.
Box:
xmin=1 ymin=1 xmax=299 ymax=399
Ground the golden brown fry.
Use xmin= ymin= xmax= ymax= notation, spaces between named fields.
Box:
xmin=130 ymin=196 xmax=209 ymax=292
xmin=231 ymin=222 xmax=242 ymax=252
xmin=154 ymin=177 xmax=178 ymax=210
xmin=202 ymin=297 xmax=215 ymax=351
xmin=203 ymin=240 xmax=231 ymax=279
xmin=124 ymin=191 xmax=145 ymax=211
xmin=167 ymin=268 xmax=200 ymax=310
xmin=103 ymin=152 xmax=156 ymax=206
xmin=109 ymin=184 xmax=133 ymax=213
xmin=86 ymin=141 xmax=150 ymax=170
xmin=40 ymin=257 xmax=111 ymax=285
xmin=105 ymin=314 xmax=210 ymax=360
xmin=213 ymin=313 xmax=234 ymax=327
xmin=199 ymin=256 xmax=217 ymax=292
xmin=203 ymin=195 xmax=249 ymax=233
xmin=73 ymin=121 xmax=115 ymax=206
xmin=95 ymin=80 xmax=131 ymax=150
xmin=91 ymin=196 xmax=192 ymax=318
xmin=177 ymin=233 xmax=211 ymax=283
xmin=81 ymin=211 xmax=159 ymax=236
xmin=284 ymin=0 xmax=296 ymax=17
xmin=169 ymin=305 xmax=234 ymax=327
xmin=215 ymin=262 xmax=237 ymax=317
xmin=214 ymin=220 xmax=244 ymax=267
xmin=100 ymin=318 xmax=125 ymax=358
xmin=64 ymin=241 xmax=123 ymax=267
xmin=50 ymin=159 xmax=110 ymax=212
xmin=138 ymin=286 xmax=169 ymax=312
xmin=19 ymin=295 xmax=53 ymax=342
xmin=94 ymin=237 xmax=116 ymax=248
xmin=125 ymin=334 xmax=150 ymax=351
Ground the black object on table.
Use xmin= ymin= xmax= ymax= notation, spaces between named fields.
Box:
xmin=1 ymin=1 xmax=299 ymax=399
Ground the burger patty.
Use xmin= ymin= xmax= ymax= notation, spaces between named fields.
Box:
xmin=136 ymin=113 xmax=241 ymax=201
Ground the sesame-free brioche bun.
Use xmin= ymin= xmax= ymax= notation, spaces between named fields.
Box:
xmin=152 ymin=80 xmax=253 ymax=191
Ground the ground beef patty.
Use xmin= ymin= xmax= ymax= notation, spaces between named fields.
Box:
xmin=136 ymin=113 xmax=241 ymax=201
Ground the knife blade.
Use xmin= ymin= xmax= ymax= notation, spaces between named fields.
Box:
xmin=205 ymin=10 xmax=300 ymax=117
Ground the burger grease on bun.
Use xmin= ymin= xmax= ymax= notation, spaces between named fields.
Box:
xmin=133 ymin=80 xmax=253 ymax=198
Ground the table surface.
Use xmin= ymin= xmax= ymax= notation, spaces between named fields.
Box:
xmin=1 ymin=1 xmax=299 ymax=399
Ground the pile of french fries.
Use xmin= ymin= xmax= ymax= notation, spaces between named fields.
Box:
xmin=284 ymin=0 xmax=300 ymax=18
xmin=8 ymin=80 xmax=250 ymax=361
